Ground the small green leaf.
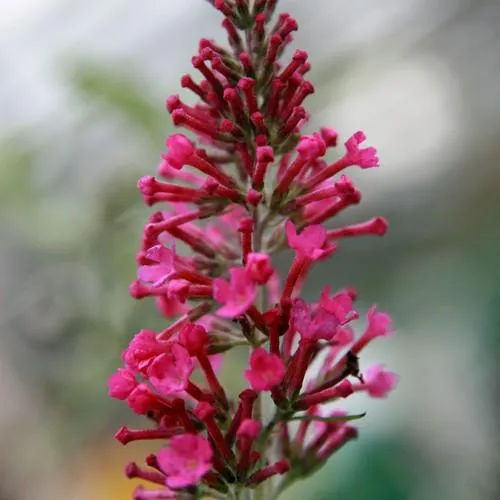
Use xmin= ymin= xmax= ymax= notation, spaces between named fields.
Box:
xmin=287 ymin=412 xmax=366 ymax=424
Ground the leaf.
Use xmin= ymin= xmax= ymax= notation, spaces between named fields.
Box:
xmin=286 ymin=412 xmax=366 ymax=423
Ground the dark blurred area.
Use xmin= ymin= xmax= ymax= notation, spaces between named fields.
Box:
xmin=0 ymin=0 xmax=498 ymax=498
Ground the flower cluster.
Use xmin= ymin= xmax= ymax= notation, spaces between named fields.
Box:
xmin=109 ymin=1 xmax=397 ymax=499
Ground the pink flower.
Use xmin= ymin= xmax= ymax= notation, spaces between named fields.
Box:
xmin=363 ymin=364 xmax=398 ymax=398
xmin=286 ymin=220 xmax=333 ymax=260
xmin=333 ymin=326 xmax=354 ymax=346
xmin=127 ymin=384 xmax=162 ymax=415
xmin=320 ymin=127 xmax=338 ymax=147
xmin=137 ymin=245 xmax=176 ymax=287
xmin=157 ymin=434 xmax=213 ymax=488
xmin=245 ymin=252 xmax=274 ymax=285
xmin=137 ymin=175 xmax=156 ymax=196
xmin=122 ymin=329 xmax=164 ymax=374
xmin=344 ymin=131 xmax=379 ymax=168
xmin=351 ymin=305 xmax=393 ymax=354
xmin=213 ymin=267 xmax=257 ymax=318
xmin=291 ymin=298 xmax=340 ymax=341
xmin=108 ymin=368 xmax=137 ymax=400
xmin=179 ymin=323 xmax=208 ymax=354
xmin=319 ymin=287 xmax=357 ymax=324
xmin=148 ymin=343 xmax=194 ymax=396
xmin=296 ymin=134 xmax=326 ymax=162
xmin=245 ymin=347 xmax=285 ymax=391
xmin=365 ymin=305 xmax=393 ymax=340
xmin=162 ymin=134 xmax=195 ymax=170
xmin=334 ymin=174 xmax=360 ymax=200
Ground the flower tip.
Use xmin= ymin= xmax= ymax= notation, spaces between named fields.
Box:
xmin=256 ymin=145 xmax=274 ymax=162
xmin=237 ymin=418 xmax=262 ymax=440
xmin=164 ymin=133 xmax=194 ymax=169
xmin=238 ymin=77 xmax=255 ymax=90
xmin=293 ymin=49 xmax=309 ymax=62
xmin=114 ymin=426 xmax=131 ymax=445
xmin=137 ymin=175 xmax=155 ymax=195
xmin=108 ymin=368 xmax=137 ymax=400
xmin=129 ymin=280 xmax=146 ymax=299
xmin=297 ymin=134 xmax=326 ymax=161
xmin=246 ymin=188 xmax=263 ymax=206
xmin=320 ymin=127 xmax=338 ymax=147
xmin=344 ymin=131 xmax=379 ymax=169
xmin=165 ymin=94 xmax=182 ymax=113
xmin=158 ymin=434 xmax=213 ymax=488
xmin=337 ymin=379 xmax=354 ymax=398
xmin=364 ymin=364 xmax=398 ymax=398
xmin=245 ymin=347 xmax=286 ymax=391
xmin=124 ymin=462 xmax=139 ymax=479
xmin=372 ymin=217 xmax=388 ymax=236
xmin=179 ymin=322 xmax=208 ymax=354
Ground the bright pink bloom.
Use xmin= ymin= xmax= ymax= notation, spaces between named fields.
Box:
xmin=213 ymin=267 xmax=257 ymax=318
xmin=122 ymin=329 xmax=164 ymax=374
xmin=320 ymin=127 xmax=338 ymax=147
xmin=344 ymin=131 xmax=379 ymax=168
xmin=148 ymin=343 xmax=194 ymax=396
xmin=245 ymin=252 xmax=274 ymax=285
xmin=179 ymin=323 xmax=208 ymax=354
xmin=365 ymin=305 xmax=393 ymax=340
xmin=162 ymin=134 xmax=195 ymax=169
xmin=334 ymin=326 xmax=355 ymax=346
xmin=291 ymin=297 xmax=340 ymax=341
xmin=319 ymin=287 xmax=357 ymax=324
xmin=137 ymin=175 xmax=156 ymax=196
xmin=127 ymin=384 xmax=161 ymax=415
xmin=334 ymin=174 xmax=359 ymax=198
xmin=137 ymin=245 xmax=176 ymax=287
xmin=108 ymin=368 xmax=137 ymax=400
xmin=245 ymin=348 xmax=285 ymax=391
xmin=296 ymin=134 xmax=326 ymax=161
xmin=157 ymin=434 xmax=213 ymax=488
xmin=286 ymin=220 xmax=333 ymax=260
xmin=362 ymin=364 xmax=398 ymax=398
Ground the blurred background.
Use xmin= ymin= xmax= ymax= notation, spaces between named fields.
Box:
xmin=0 ymin=0 xmax=499 ymax=498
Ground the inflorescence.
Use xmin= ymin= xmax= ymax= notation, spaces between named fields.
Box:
xmin=108 ymin=1 xmax=397 ymax=498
